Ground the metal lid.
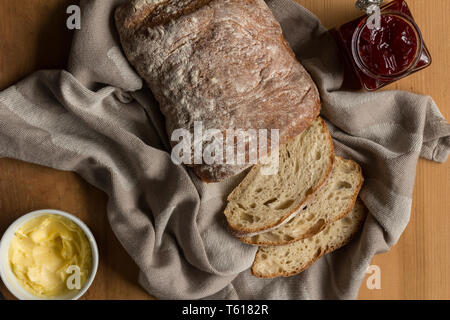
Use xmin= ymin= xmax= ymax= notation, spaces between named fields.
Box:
xmin=356 ymin=0 xmax=383 ymax=13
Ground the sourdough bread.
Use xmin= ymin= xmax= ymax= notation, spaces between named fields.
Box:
xmin=115 ymin=0 xmax=321 ymax=182
xmin=224 ymin=117 xmax=334 ymax=235
xmin=251 ymin=199 xmax=367 ymax=278
xmin=240 ymin=156 xmax=363 ymax=246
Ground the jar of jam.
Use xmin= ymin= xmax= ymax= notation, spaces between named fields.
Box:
xmin=332 ymin=0 xmax=432 ymax=91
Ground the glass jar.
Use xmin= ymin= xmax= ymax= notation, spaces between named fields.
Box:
xmin=332 ymin=0 xmax=432 ymax=91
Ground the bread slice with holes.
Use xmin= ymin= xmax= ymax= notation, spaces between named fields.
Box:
xmin=224 ymin=117 xmax=334 ymax=235
xmin=240 ymin=156 xmax=363 ymax=246
xmin=251 ymin=199 xmax=367 ymax=278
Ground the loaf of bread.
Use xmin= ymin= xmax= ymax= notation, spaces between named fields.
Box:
xmin=240 ymin=156 xmax=363 ymax=246
xmin=224 ymin=118 xmax=334 ymax=235
xmin=115 ymin=0 xmax=321 ymax=182
xmin=251 ymin=199 xmax=367 ymax=278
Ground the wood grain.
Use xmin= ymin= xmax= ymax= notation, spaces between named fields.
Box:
xmin=0 ymin=0 xmax=449 ymax=300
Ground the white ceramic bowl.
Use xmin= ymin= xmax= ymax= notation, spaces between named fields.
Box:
xmin=0 ymin=209 xmax=99 ymax=300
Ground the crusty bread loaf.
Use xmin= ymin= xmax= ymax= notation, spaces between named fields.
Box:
xmin=251 ymin=199 xmax=367 ymax=278
xmin=240 ymin=156 xmax=363 ymax=246
xmin=224 ymin=118 xmax=334 ymax=235
xmin=115 ymin=0 xmax=321 ymax=182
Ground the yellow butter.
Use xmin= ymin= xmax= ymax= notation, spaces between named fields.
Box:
xmin=8 ymin=214 xmax=92 ymax=297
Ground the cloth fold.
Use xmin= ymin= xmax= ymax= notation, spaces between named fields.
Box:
xmin=0 ymin=0 xmax=449 ymax=299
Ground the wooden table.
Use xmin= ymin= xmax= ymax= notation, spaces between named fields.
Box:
xmin=0 ymin=0 xmax=449 ymax=300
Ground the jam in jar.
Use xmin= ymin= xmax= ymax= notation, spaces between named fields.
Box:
xmin=332 ymin=0 xmax=432 ymax=91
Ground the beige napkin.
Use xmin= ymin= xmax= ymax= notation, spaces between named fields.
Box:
xmin=0 ymin=0 xmax=449 ymax=299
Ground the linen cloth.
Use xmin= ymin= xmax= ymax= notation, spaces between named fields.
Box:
xmin=0 ymin=0 xmax=449 ymax=299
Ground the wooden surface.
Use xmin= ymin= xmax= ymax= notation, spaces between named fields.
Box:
xmin=0 ymin=0 xmax=449 ymax=300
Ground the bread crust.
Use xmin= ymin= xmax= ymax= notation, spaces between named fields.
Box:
xmin=239 ymin=157 xmax=364 ymax=246
xmin=115 ymin=0 xmax=321 ymax=182
xmin=250 ymin=201 xmax=367 ymax=279
xmin=225 ymin=117 xmax=335 ymax=235
xmin=115 ymin=0 xmax=214 ymax=30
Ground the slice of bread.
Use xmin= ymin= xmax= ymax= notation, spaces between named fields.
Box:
xmin=240 ymin=156 xmax=363 ymax=246
xmin=251 ymin=199 xmax=367 ymax=278
xmin=224 ymin=117 xmax=334 ymax=235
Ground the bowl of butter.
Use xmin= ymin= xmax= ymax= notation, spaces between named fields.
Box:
xmin=0 ymin=209 xmax=99 ymax=300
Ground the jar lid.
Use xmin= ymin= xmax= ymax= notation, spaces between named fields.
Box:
xmin=356 ymin=0 xmax=383 ymax=13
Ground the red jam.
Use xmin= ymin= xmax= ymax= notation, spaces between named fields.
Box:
xmin=358 ymin=15 xmax=418 ymax=76
xmin=332 ymin=0 xmax=432 ymax=91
